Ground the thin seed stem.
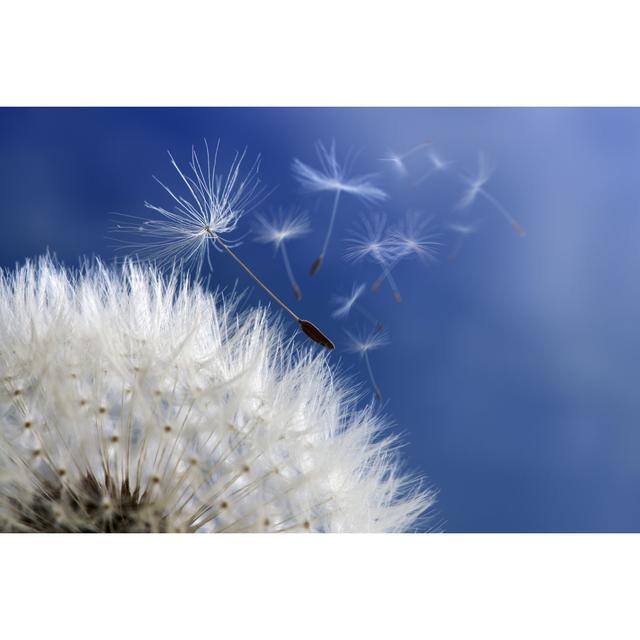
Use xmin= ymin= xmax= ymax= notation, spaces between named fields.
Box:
xmin=380 ymin=261 xmax=402 ymax=302
xmin=280 ymin=242 xmax=300 ymax=298
xmin=448 ymin=234 xmax=466 ymax=262
xmin=479 ymin=188 xmax=525 ymax=236
xmin=363 ymin=351 xmax=381 ymax=400
xmin=400 ymin=140 xmax=431 ymax=160
xmin=371 ymin=258 xmax=403 ymax=301
xmin=212 ymin=233 xmax=334 ymax=349
xmin=319 ymin=190 xmax=341 ymax=260
xmin=213 ymin=235 xmax=300 ymax=321
xmin=354 ymin=303 xmax=381 ymax=329
xmin=412 ymin=167 xmax=435 ymax=188
xmin=371 ymin=256 xmax=399 ymax=292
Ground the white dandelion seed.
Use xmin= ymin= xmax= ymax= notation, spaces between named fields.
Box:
xmin=113 ymin=140 xmax=265 ymax=270
xmin=344 ymin=213 xmax=397 ymax=264
xmin=380 ymin=140 xmax=431 ymax=176
xmin=447 ymin=221 xmax=479 ymax=262
xmin=413 ymin=149 xmax=455 ymax=186
xmin=0 ymin=258 xmax=433 ymax=532
xmin=370 ymin=211 xmax=441 ymax=297
xmin=331 ymin=283 xmax=383 ymax=331
xmin=345 ymin=328 xmax=389 ymax=401
xmin=456 ymin=152 xmax=525 ymax=237
xmin=344 ymin=213 xmax=403 ymax=303
xmin=254 ymin=207 xmax=310 ymax=301
xmin=391 ymin=211 xmax=441 ymax=264
xmin=292 ymin=140 xmax=387 ymax=275
xmin=113 ymin=142 xmax=334 ymax=350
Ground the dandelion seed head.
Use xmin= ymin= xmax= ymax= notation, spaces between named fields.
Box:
xmin=345 ymin=328 xmax=390 ymax=356
xmin=112 ymin=141 xmax=267 ymax=272
xmin=292 ymin=140 xmax=387 ymax=203
xmin=253 ymin=208 xmax=311 ymax=248
xmin=428 ymin=150 xmax=454 ymax=172
xmin=331 ymin=283 xmax=367 ymax=319
xmin=457 ymin=151 xmax=494 ymax=209
xmin=390 ymin=211 xmax=441 ymax=263
xmin=380 ymin=152 xmax=407 ymax=175
xmin=382 ymin=141 xmax=432 ymax=176
xmin=344 ymin=214 xmax=398 ymax=265
xmin=448 ymin=222 xmax=478 ymax=236
xmin=0 ymin=257 xmax=431 ymax=532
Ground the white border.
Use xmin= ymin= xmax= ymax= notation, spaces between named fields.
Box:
xmin=0 ymin=534 xmax=638 ymax=639
xmin=2 ymin=1 xmax=640 ymax=105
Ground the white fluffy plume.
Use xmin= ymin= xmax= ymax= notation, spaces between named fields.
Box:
xmin=0 ymin=258 xmax=433 ymax=532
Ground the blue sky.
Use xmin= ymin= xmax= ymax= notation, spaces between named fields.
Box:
xmin=1 ymin=107 xmax=639 ymax=531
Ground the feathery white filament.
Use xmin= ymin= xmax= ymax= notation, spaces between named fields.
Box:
xmin=456 ymin=152 xmax=525 ymax=236
xmin=113 ymin=141 xmax=266 ymax=271
xmin=292 ymin=141 xmax=387 ymax=203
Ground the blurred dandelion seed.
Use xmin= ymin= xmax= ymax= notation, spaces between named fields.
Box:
xmin=345 ymin=329 xmax=389 ymax=401
xmin=113 ymin=142 xmax=334 ymax=350
xmin=447 ymin=222 xmax=479 ymax=262
xmin=292 ymin=140 xmax=387 ymax=275
xmin=456 ymin=152 xmax=525 ymax=237
xmin=413 ymin=149 xmax=455 ymax=186
xmin=254 ymin=207 xmax=310 ymax=301
xmin=380 ymin=140 xmax=432 ymax=176
xmin=370 ymin=212 xmax=441 ymax=303
xmin=344 ymin=213 xmax=403 ymax=303
xmin=390 ymin=211 xmax=441 ymax=263
xmin=331 ymin=283 xmax=383 ymax=331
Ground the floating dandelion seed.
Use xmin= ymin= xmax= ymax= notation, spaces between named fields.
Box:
xmin=380 ymin=140 xmax=431 ymax=176
xmin=390 ymin=211 xmax=441 ymax=264
xmin=113 ymin=142 xmax=334 ymax=350
xmin=447 ymin=222 xmax=478 ymax=262
xmin=254 ymin=207 xmax=310 ymax=301
xmin=370 ymin=211 xmax=441 ymax=297
xmin=345 ymin=328 xmax=389 ymax=401
xmin=413 ymin=149 xmax=454 ymax=186
xmin=331 ymin=283 xmax=383 ymax=331
xmin=113 ymin=140 xmax=265 ymax=270
xmin=344 ymin=213 xmax=403 ymax=303
xmin=0 ymin=258 xmax=432 ymax=531
xmin=456 ymin=152 xmax=525 ymax=237
xmin=292 ymin=140 xmax=387 ymax=275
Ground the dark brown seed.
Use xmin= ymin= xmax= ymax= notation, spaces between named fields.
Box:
xmin=309 ymin=255 xmax=323 ymax=275
xmin=393 ymin=291 xmax=402 ymax=304
xmin=298 ymin=320 xmax=334 ymax=350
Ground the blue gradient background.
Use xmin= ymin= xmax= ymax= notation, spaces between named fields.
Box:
xmin=0 ymin=108 xmax=638 ymax=532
